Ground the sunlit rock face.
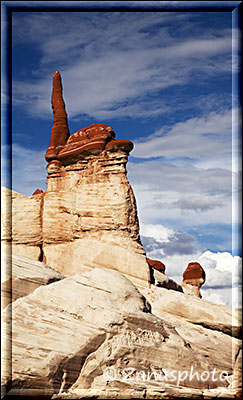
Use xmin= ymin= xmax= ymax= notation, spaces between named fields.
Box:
xmin=182 ymin=262 xmax=206 ymax=298
xmin=43 ymin=134 xmax=149 ymax=283
xmin=3 ymin=71 xmax=151 ymax=286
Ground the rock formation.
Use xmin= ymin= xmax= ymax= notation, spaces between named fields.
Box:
xmin=2 ymin=72 xmax=151 ymax=287
xmin=182 ymin=262 xmax=206 ymax=298
xmin=1 ymin=71 xmax=242 ymax=399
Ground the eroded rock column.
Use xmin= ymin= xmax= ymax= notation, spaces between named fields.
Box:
xmin=181 ymin=262 xmax=206 ymax=298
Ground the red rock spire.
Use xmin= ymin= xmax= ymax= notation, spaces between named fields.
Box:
xmin=45 ymin=71 xmax=70 ymax=162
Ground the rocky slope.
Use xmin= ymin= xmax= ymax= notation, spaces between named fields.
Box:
xmin=1 ymin=254 xmax=241 ymax=399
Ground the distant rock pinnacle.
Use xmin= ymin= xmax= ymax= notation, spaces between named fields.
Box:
xmin=182 ymin=262 xmax=206 ymax=298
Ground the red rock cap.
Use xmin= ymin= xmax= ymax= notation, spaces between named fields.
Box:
xmin=58 ymin=123 xmax=116 ymax=164
xmin=183 ymin=262 xmax=205 ymax=285
xmin=146 ymin=257 xmax=165 ymax=274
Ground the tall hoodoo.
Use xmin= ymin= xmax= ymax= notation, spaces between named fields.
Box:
xmin=45 ymin=71 xmax=70 ymax=163
xmin=44 ymin=72 xmax=151 ymax=285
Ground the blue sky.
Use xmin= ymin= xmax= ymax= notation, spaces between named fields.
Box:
xmin=2 ymin=2 xmax=242 ymax=306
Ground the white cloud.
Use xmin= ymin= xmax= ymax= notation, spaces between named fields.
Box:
xmin=126 ymin=106 xmax=239 ymax=239
xmin=199 ymin=250 xmax=242 ymax=287
xmin=132 ymin=109 xmax=232 ymax=168
xmin=200 ymin=288 xmax=233 ymax=307
xmin=140 ymin=223 xmax=174 ymax=243
xmin=200 ymin=250 xmax=237 ymax=273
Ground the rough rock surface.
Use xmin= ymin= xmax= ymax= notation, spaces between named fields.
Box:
xmin=140 ymin=285 xmax=242 ymax=338
xmin=182 ymin=262 xmax=206 ymax=298
xmin=42 ymin=150 xmax=150 ymax=283
xmin=2 ymin=267 xmax=239 ymax=399
xmin=1 ymin=250 xmax=64 ymax=309
xmin=230 ymin=347 xmax=242 ymax=395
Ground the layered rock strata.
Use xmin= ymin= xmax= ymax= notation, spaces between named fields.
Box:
xmin=1 ymin=186 xmax=44 ymax=260
xmin=182 ymin=262 xmax=206 ymax=298
xmin=1 ymin=250 xmax=64 ymax=309
xmin=43 ymin=143 xmax=149 ymax=284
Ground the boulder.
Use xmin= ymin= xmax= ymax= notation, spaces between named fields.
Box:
xmin=58 ymin=123 xmax=115 ymax=164
xmin=105 ymin=139 xmax=134 ymax=154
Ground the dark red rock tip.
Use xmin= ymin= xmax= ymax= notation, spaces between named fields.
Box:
xmin=146 ymin=257 xmax=165 ymax=274
xmin=183 ymin=262 xmax=205 ymax=282
xmin=32 ymin=189 xmax=44 ymax=196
